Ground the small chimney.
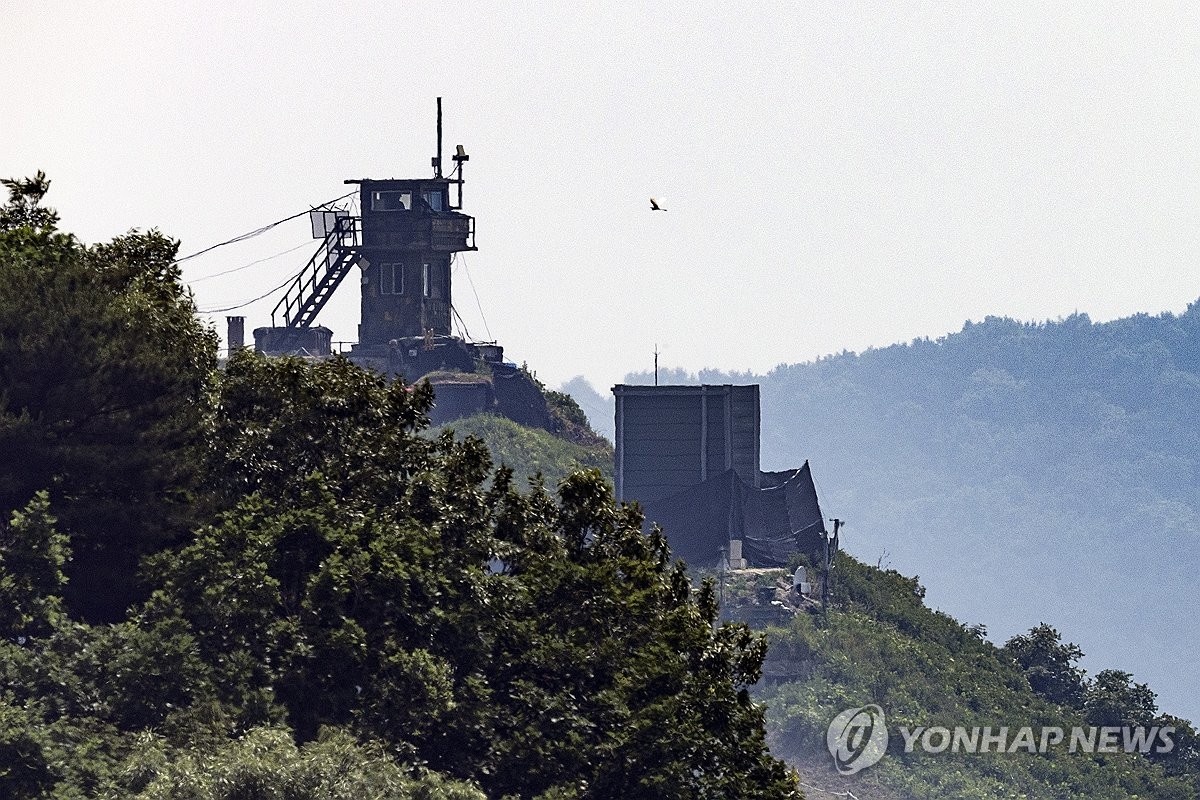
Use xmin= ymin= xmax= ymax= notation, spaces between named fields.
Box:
xmin=226 ymin=316 xmax=245 ymax=352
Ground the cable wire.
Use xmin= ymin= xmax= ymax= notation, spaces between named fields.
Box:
xmin=449 ymin=305 xmax=466 ymax=340
xmin=448 ymin=255 xmax=477 ymax=342
xmin=175 ymin=190 xmax=355 ymax=264
xmin=187 ymin=240 xmax=314 ymax=284
xmin=457 ymin=252 xmax=493 ymax=341
xmin=198 ymin=263 xmax=307 ymax=315
xmin=450 ymin=303 xmax=474 ymax=342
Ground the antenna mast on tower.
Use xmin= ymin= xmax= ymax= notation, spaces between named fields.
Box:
xmin=433 ymin=97 xmax=444 ymax=178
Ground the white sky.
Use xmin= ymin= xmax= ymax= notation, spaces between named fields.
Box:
xmin=3 ymin=2 xmax=1198 ymax=391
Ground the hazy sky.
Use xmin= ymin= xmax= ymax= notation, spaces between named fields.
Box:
xmin=4 ymin=3 xmax=1198 ymax=391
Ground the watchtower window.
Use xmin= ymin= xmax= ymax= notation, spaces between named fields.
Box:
xmin=422 ymin=189 xmax=444 ymax=212
xmin=422 ymin=263 xmax=431 ymax=297
xmin=371 ymin=191 xmax=412 ymax=211
xmin=380 ymin=263 xmax=404 ymax=295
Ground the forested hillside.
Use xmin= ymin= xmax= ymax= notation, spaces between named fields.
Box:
xmin=429 ymin=388 xmax=613 ymax=488
xmin=602 ymin=305 xmax=1200 ymax=723
xmin=752 ymin=556 xmax=1200 ymax=798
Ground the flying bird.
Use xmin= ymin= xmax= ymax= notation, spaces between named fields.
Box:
xmin=650 ymin=197 xmax=666 ymax=211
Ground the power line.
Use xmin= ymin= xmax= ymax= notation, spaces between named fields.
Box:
xmin=187 ymin=240 xmax=314 ymax=284
xmin=457 ymin=252 xmax=493 ymax=341
xmin=174 ymin=190 xmax=354 ymax=264
xmin=451 ymin=303 xmax=485 ymax=343
xmin=198 ymin=263 xmax=307 ymax=315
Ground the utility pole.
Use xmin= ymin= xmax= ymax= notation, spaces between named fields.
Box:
xmin=654 ymin=343 xmax=659 ymax=386
xmin=822 ymin=518 xmax=843 ymax=616
xmin=718 ymin=545 xmax=728 ymax=608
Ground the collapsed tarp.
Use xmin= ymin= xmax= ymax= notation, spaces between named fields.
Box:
xmin=747 ymin=464 xmax=828 ymax=566
xmin=636 ymin=461 xmax=827 ymax=569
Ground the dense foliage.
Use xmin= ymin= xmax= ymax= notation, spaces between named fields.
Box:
xmin=1003 ymin=623 xmax=1086 ymax=708
xmin=430 ymin=411 xmax=612 ymax=487
xmin=0 ymin=178 xmax=798 ymax=798
xmin=756 ymin=555 xmax=1200 ymax=799
xmin=0 ymin=175 xmax=217 ymax=619
xmin=128 ymin=727 xmax=486 ymax=800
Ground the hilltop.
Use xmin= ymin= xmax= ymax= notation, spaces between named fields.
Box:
xmin=428 ymin=376 xmax=613 ymax=487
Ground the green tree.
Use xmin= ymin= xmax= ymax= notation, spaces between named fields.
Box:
xmin=0 ymin=700 xmax=53 ymax=799
xmin=430 ymin=411 xmax=612 ymax=486
xmin=1004 ymin=623 xmax=1087 ymax=708
xmin=123 ymin=726 xmax=483 ymax=800
xmin=0 ymin=171 xmax=58 ymax=234
xmin=0 ymin=492 xmax=68 ymax=639
xmin=202 ymin=349 xmax=434 ymax=508
xmin=1152 ymin=715 xmax=1200 ymax=780
xmin=152 ymin=352 xmax=799 ymax=798
xmin=480 ymin=470 xmax=797 ymax=799
xmin=0 ymin=176 xmax=217 ymax=620
xmin=1084 ymin=669 xmax=1159 ymax=729
xmin=761 ymin=556 xmax=1200 ymax=800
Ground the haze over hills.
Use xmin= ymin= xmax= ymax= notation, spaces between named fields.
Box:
xmin=563 ymin=302 xmax=1200 ymax=723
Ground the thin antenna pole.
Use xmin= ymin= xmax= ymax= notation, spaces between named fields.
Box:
xmin=435 ymin=97 xmax=444 ymax=178
xmin=823 ymin=518 xmax=842 ymax=617
xmin=822 ymin=528 xmax=829 ymax=616
xmin=654 ymin=343 xmax=659 ymax=385
xmin=719 ymin=546 xmax=728 ymax=608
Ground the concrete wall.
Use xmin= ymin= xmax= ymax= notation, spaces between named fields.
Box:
xmin=427 ymin=380 xmax=493 ymax=425
xmin=253 ymin=326 xmax=333 ymax=356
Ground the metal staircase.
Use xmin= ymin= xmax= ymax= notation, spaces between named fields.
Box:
xmin=272 ymin=216 xmax=362 ymax=328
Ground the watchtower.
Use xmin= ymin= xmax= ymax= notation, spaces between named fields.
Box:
xmin=259 ymin=98 xmax=474 ymax=355
xmin=349 ymin=158 xmax=475 ymax=345
xmin=250 ymin=100 xmax=553 ymax=426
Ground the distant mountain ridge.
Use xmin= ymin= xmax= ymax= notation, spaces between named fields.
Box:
xmin=565 ymin=301 xmax=1200 ymax=722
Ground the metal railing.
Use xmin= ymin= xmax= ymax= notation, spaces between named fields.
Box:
xmin=272 ymin=216 xmax=362 ymax=328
